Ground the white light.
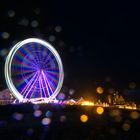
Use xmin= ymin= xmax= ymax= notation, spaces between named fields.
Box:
xmin=5 ymin=38 xmax=64 ymax=102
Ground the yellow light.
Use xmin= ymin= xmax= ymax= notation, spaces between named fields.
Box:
xmin=80 ymin=114 xmax=88 ymax=123
xmin=81 ymin=101 xmax=94 ymax=106
xmin=96 ymin=87 xmax=104 ymax=94
xmin=96 ymin=107 xmax=104 ymax=115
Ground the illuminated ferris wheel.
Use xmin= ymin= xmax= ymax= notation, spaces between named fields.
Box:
xmin=5 ymin=38 xmax=64 ymax=103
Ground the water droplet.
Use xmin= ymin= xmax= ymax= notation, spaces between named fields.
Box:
xmin=31 ymin=20 xmax=39 ymax=28
xmin=1 ymin=32 xmax=10 ymax=39
xmin=42 ymin=118 xmax=51 ymax=125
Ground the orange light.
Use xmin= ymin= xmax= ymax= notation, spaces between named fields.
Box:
xmin=122 ymin=123 xmax=130 ymax=131
xmin=80 ymin=114 xmax=88 ymax=123
xmin=81 ymin=101 xmax=94 ymax=106
xmin=96 ymin=87 xmax=104 ymax=94
xmin=130 ymin=111 xmax=139 ymax=119
xmin=96 ymin=107 xmax=104 ymax=115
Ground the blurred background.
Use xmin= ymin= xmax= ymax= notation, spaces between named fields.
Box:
xmin=0 ymin=0 xmax=140 ymax=102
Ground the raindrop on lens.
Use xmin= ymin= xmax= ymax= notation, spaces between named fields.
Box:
xmin=12 ymin=112 xmax=23 ymax=121
xmin=42 ymin=118 xmax=51 ymax=125
xmin=8 ymin=10 xmax=15 ymax=18
xmin=1 ymin=32 xmax=10 ymax=39
xmin=31 ymin=20 xmax=39 ymax=28
xmin=45 ymin=111 xmax=52 ymax=117
xmin=33 ymin=110 xmax=42 ymax=117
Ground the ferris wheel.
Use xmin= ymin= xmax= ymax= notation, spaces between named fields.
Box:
xmin=5 ymin=38 xmax=64 ymax=103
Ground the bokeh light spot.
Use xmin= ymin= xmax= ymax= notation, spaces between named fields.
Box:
xmin=33 ymin=110 xmax=42 ymax=117
xmin=96 ymin=87 xmax=104 ymax=94
xmin=0 ymin=49 xmax=8 ymax=57
xmin=130 ymin=111 xmax=139 ymax=119
xmin=12 ymin=112 xmax=23 ymax=121
xmin=122 ymin=123 xmax=130 ymax=131
xmin=49 ymin=35 xmax=56 ymax=42
xmin=57 ymin=93 xmax=66 ymax=100
xmin=42 ymin=118 xmax=51 ymax=125
xmin=96 ymin=107 xmax=104 ymax=115
xmin=1 ymin=32 xmax=10 ymax=39
xmin=8 ymin=10 xmax=15 ymax=18
xmin=60 ymin=115 xmax=66 ymax=122
xmin=80 ymin=114 xmax=88 ymax=123
xmin=55 ymin=26 xmax=62 ymax=32
xmin=45 ymin=110 xmax=52 ymax=117
xmin=69 ymin=89 xmax=75 ymax=95
xmin=31 ymin=20 xmax=39 ymax=28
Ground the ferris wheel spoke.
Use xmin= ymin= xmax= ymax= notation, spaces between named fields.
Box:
xmin=43 ymin=50 xmax=52 ymax=62
xmin=43 ymin=69 xmax=59 ymax=75
xmin=43 ymin=67 xmax=58 ymax=70
xmin=44 ymin=58 xmax=56 ymax=68
xmin=44 ymin=71 xmax=58 ymax=90
xmin=40 ymin=74 xmax=47 ymax=98
xmin=41 ymin=48 xmax=47 ymax=60
xmin=45 ymin=71 xmax=59 ymax=80
xmin=32 ymin=49 xmax=44 ymax=63
xmin=21 ymin=70 xmax=36 ymax=75
xmin=21 ymin=72 xmax=38 ymax=95
xmin=38 ymin=45 xmax=44 ymax=60
xmin=23 ymin=59 xmax=38 ymax=68
xmin=21 ymin=74 xmax=38 ymax=96
xmin=23 ymin=48 xmax=41 ymax=66
xmin=45 ymin=75 xmax=58 ymax=87
xmin=38 ymin=76 xmax=42 ymax=98
xmin=22 ymin=67 xmax=37 ymax=72
xmin=46 ymin=76 xmax=57 ymax=91
xmin=24 ymin=72 xmax=40 ymax=98
xmin=12 ymin=61 xmax=37 ymax=71
xmin=46 ymin=76 xmax=58 ymax=87
xmin=22 ymin=71 xmax=37 ymax=82
xmin=27 ymin=82 xmax=37 ymax=99
xmin=22 ymin=67 xmax=36 ymax=74
xmin=44 ymin=76 xmax=56 ymax=91
xmin=46 ymin=76 xmax=56 ymax=95
xmin=12 ymin=63 xmax=22 ymax=68
xmin=44 ymin=70 xmax=59 ymax=79
xmin=42 ymin=71 xmax=54 ymax=97
xmin=22 ymin=62 xmax=38 ymax=70
xmin=41 ymin=71 xmax=51 ymax=97
xmin=38 ymin=76 xmax=45 ymax=98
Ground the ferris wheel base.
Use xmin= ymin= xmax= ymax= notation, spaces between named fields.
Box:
xmin=13 ymin=97 xmax=59 ymax=104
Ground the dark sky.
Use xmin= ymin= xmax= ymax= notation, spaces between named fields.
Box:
xmin=0 ymin=0 xmax=140 ymax=99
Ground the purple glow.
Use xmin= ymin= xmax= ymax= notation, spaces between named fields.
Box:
xmin=11 ymin=42 xmax=60 ymax=100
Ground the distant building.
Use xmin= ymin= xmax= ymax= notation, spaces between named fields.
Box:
xmin=0 ymin=89 xmax=14 ymax=105
xmin=107 ymin=95 xmax=112 ymax=104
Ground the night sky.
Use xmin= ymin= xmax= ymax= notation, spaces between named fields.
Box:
xmin=0 ymin=0 xmax=140 ymax=100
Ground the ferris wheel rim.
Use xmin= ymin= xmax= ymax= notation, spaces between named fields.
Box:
xmin=5 ymin=38 xmax=64 ymax=102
